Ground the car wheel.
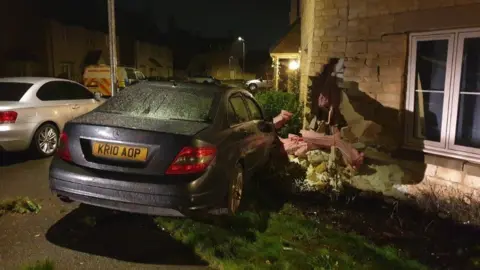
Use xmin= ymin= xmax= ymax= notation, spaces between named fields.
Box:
xmin=248 ymin=84 xmax=258 ymax=91
xmin=227 ymin=163 xmax=244 ymax=215
xmin=32 ymin=123 xmax=59 ymax=157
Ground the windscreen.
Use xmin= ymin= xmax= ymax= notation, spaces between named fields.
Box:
xmin=0 ymin=82 xmax=32 ymax=101
xmin=97 ymin=85 xmax=216 ymax=122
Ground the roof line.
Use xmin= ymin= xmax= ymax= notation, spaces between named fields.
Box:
xmin=269 ymin=18 xmax=301 ymax=54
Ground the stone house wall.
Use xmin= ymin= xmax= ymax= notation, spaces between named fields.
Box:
xmin=299 ymin=0 xmax=480 ymax=195
xmin=135 ymin=41 xmax=173 ymax=78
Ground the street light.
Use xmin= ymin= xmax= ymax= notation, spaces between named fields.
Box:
xmin=107 ymin=0 xmax=117 ymax=96
xmin=288 ymin=60 xmax=300 ymax=71
xmin=238 ymin=37 xmax=245 ymax=78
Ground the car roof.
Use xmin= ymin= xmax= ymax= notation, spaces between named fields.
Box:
xmin=128 ymin=80 xmax=240 ymax=95
xmin=0 ymin=77 xmax=76 ymax=84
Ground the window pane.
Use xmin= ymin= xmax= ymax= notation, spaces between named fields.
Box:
xmin=413 ymin=40 xmax=448 ymax=142
xmin=230 ymin=96 xmax=249 ymax=123
xmin=414 ymin=92 xmax=443 ymax=142
xmin=455 ymin=37 xmax=480 ymax=148
xmin=415 ymin=40 xmax=448 ymax=91
xmin=245 ymin=98 xmax=262 ymax=120
xmin=0 ymin=82 xmax=32 ymax=101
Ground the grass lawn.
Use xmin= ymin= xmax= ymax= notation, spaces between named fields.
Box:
xmin=155 ymin=204 xmax=426 ymax=270
xmin=22 ymin=259 xmax=54 ymax=270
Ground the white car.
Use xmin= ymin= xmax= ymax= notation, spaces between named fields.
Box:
xmin=0 ymin=77 xmax=103 ymax=157
xmin=245 ymin=77 xmax=273 ymax=91
xmin=187 ymin=76 xmax=221 ymax=85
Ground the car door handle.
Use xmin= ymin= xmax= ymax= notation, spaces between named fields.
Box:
xmin=239 ymin=129 xmax=249 ymax=135
xmin=72 ymin=105 xmax=80 ymax=109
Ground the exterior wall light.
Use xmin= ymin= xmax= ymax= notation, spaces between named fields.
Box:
xmin=288 ymin=60 xmax=300 ymax=70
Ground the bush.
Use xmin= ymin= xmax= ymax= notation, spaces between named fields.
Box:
xmin=254 ymin=91 xmax=303 ymax=137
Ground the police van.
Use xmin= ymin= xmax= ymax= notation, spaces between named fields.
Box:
xmin=83 ymin=65 xmax=146 ymax=97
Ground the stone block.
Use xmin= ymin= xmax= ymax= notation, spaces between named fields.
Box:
xmin=366 ymin=0 xmax=390 ymax=16
xmin=425 ymin=154 xmax=465 ymax=171
xmin=368 ymin=41 xmax=401 ymax=56
xmin=383 ymin=83 xmax=403 ymax=93
xmin=325 ymin=27 xmax=347 ymax=37
xmin=321 ymin=41 xmax=346 ymax=52
xmin=425 ymin=164 xmax=438 ymax=177
xmin=344 ymin=58 xmax=365 ymax=68
xmin=387 ymin=0 xmax=417 ymax=13
xmin=358 ymin=67 xmax=377 ymax=77
xmin=464 ymin=175 xmax=480 ymax=189
xmin=348 ymin=4 xmax=367 ymax=19
xmin=333 ymin=0 xmax=348 ymax=8
xmin=418 ymin=0 xmax=455 ymax=10
xmin=358 ymin=81 xmax=383 ymax=92
xmin=320 ymin=8 xmax=338 ymax=17
xmin=436 ymin=166 xmax=464 ymax=183
xmin=464 ymin=163 xmax=480 ymax=177
xmin=376 ymin=93 xmax=402 ymax=107
xmin=365 ymin=58 xmax=389 ymax=67
xmin=346 ymin=41 xmax=367 ymax=54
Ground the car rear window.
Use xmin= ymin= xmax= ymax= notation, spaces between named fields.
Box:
xmin=0 ymin=82 xmax=32 ymax=101
xmin=97 ymin=85 xmax=216 ymax=122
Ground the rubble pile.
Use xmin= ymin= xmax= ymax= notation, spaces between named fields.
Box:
xmin=272 ymin=92 xmax=425 ymax=198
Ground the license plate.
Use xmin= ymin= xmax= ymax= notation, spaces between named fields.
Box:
xmin=92 ymin=142 xmax=148 ymax=161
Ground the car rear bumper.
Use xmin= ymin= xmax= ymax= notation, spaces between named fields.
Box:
xmin=0 ymin=123 xmax=35 ymax=151
xmin=49 ymin=158 xmax=225 ymax=217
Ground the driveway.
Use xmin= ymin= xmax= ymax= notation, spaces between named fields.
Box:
xmin=0 ymin=153 xmax=207 ymax=270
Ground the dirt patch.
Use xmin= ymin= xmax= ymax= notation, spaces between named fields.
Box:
xmin=294 ymin=192 xmax=480 ymax=270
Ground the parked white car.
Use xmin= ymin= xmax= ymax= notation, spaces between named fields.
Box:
xmin=0 ymin=77 xmax=103 ymax=157
xmin=187 ymin=76 xmax=221 ymax=85
xmin=245 ymin=77 xmax=273 ymax=91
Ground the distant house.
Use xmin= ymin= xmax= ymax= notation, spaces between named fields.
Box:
xmin=0 ymin=0 xmax=173 ymax=81
xmin=270 ymin=0 xmax=301 ymax=91
xmin=187 ymin=51 xmax=242 ymax=80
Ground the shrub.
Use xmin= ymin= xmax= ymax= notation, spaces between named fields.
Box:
xmin=254 ymin=91 xmax=303 ymax=137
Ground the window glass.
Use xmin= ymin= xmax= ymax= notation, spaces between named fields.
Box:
xmin=37 ymin=82 xmax=65 ymax=101
xmin=229 ymin=96 xmax=250 ymax=124
xmin=455 ymin=37 xmax=480 ymax=148
xmin=413 ymin=40 xmax=448 ymax=142
xmin=0 ymin=82 xmax=32 ymax=101
xmin=244 ymin=97 xmax=263 ymax=120
xmin=62 ymin=82 xmax=94 ymax=99
xmin=97 ymin=84 xmax=216 ymax=122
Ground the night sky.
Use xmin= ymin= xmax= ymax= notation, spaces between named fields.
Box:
xmin=118 ymin=0 xmax=291 ymax=50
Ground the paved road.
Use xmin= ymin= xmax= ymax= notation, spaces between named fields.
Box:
xmin=0 ymin=153 xmax=207 ymax=270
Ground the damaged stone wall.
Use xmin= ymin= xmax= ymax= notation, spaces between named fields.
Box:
xmin=300 ymin=0 xmax=480 ymax=144
xmin=295 ymin=0 xmax=480 ymax=218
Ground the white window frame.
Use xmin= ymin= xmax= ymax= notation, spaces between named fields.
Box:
xmin=405 ymin=28 xmax=480 ymax=163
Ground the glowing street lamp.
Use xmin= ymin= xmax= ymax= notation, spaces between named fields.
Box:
xmin=237 ymin=37 xmax=246 ymax=77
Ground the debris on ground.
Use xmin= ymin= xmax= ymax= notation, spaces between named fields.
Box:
xmin=0 ymin=197 xmax=42 ymax=216
xmin=271 ymin=101 xmax=424 ymax=197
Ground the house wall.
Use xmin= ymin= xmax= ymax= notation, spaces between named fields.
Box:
xmin=135 ymin=41 xmax=173 ymax=78
xmin=48 ymin=20 xmax=113 ymax=82
xmin=0 ymin=0 xmax=49 ymax=77
xmin=300 ymin=0 xmax=480 ymax=194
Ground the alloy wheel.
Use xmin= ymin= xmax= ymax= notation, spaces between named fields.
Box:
xmin=229 ymin=165 xmax=244 ymax=214
xmin=37 ymin=126 xmax=58 ymax=155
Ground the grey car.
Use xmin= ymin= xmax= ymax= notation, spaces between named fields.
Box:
xmin=49 ymin=81 xmax=278 ymax=217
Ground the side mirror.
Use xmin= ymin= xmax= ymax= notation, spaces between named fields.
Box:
xmin=93 ymin=91 xmax=102 ymax=101
xmin=257 ymin=120 xmax=274 ymax=133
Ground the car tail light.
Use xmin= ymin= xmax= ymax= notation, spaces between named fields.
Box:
xmin=57 ymin=132 xmax=72 ymax=161
xmin=166 ymin=146 xmax=216 ymax=175
xmin=0 ymin=111 xmax=18 ymax=124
